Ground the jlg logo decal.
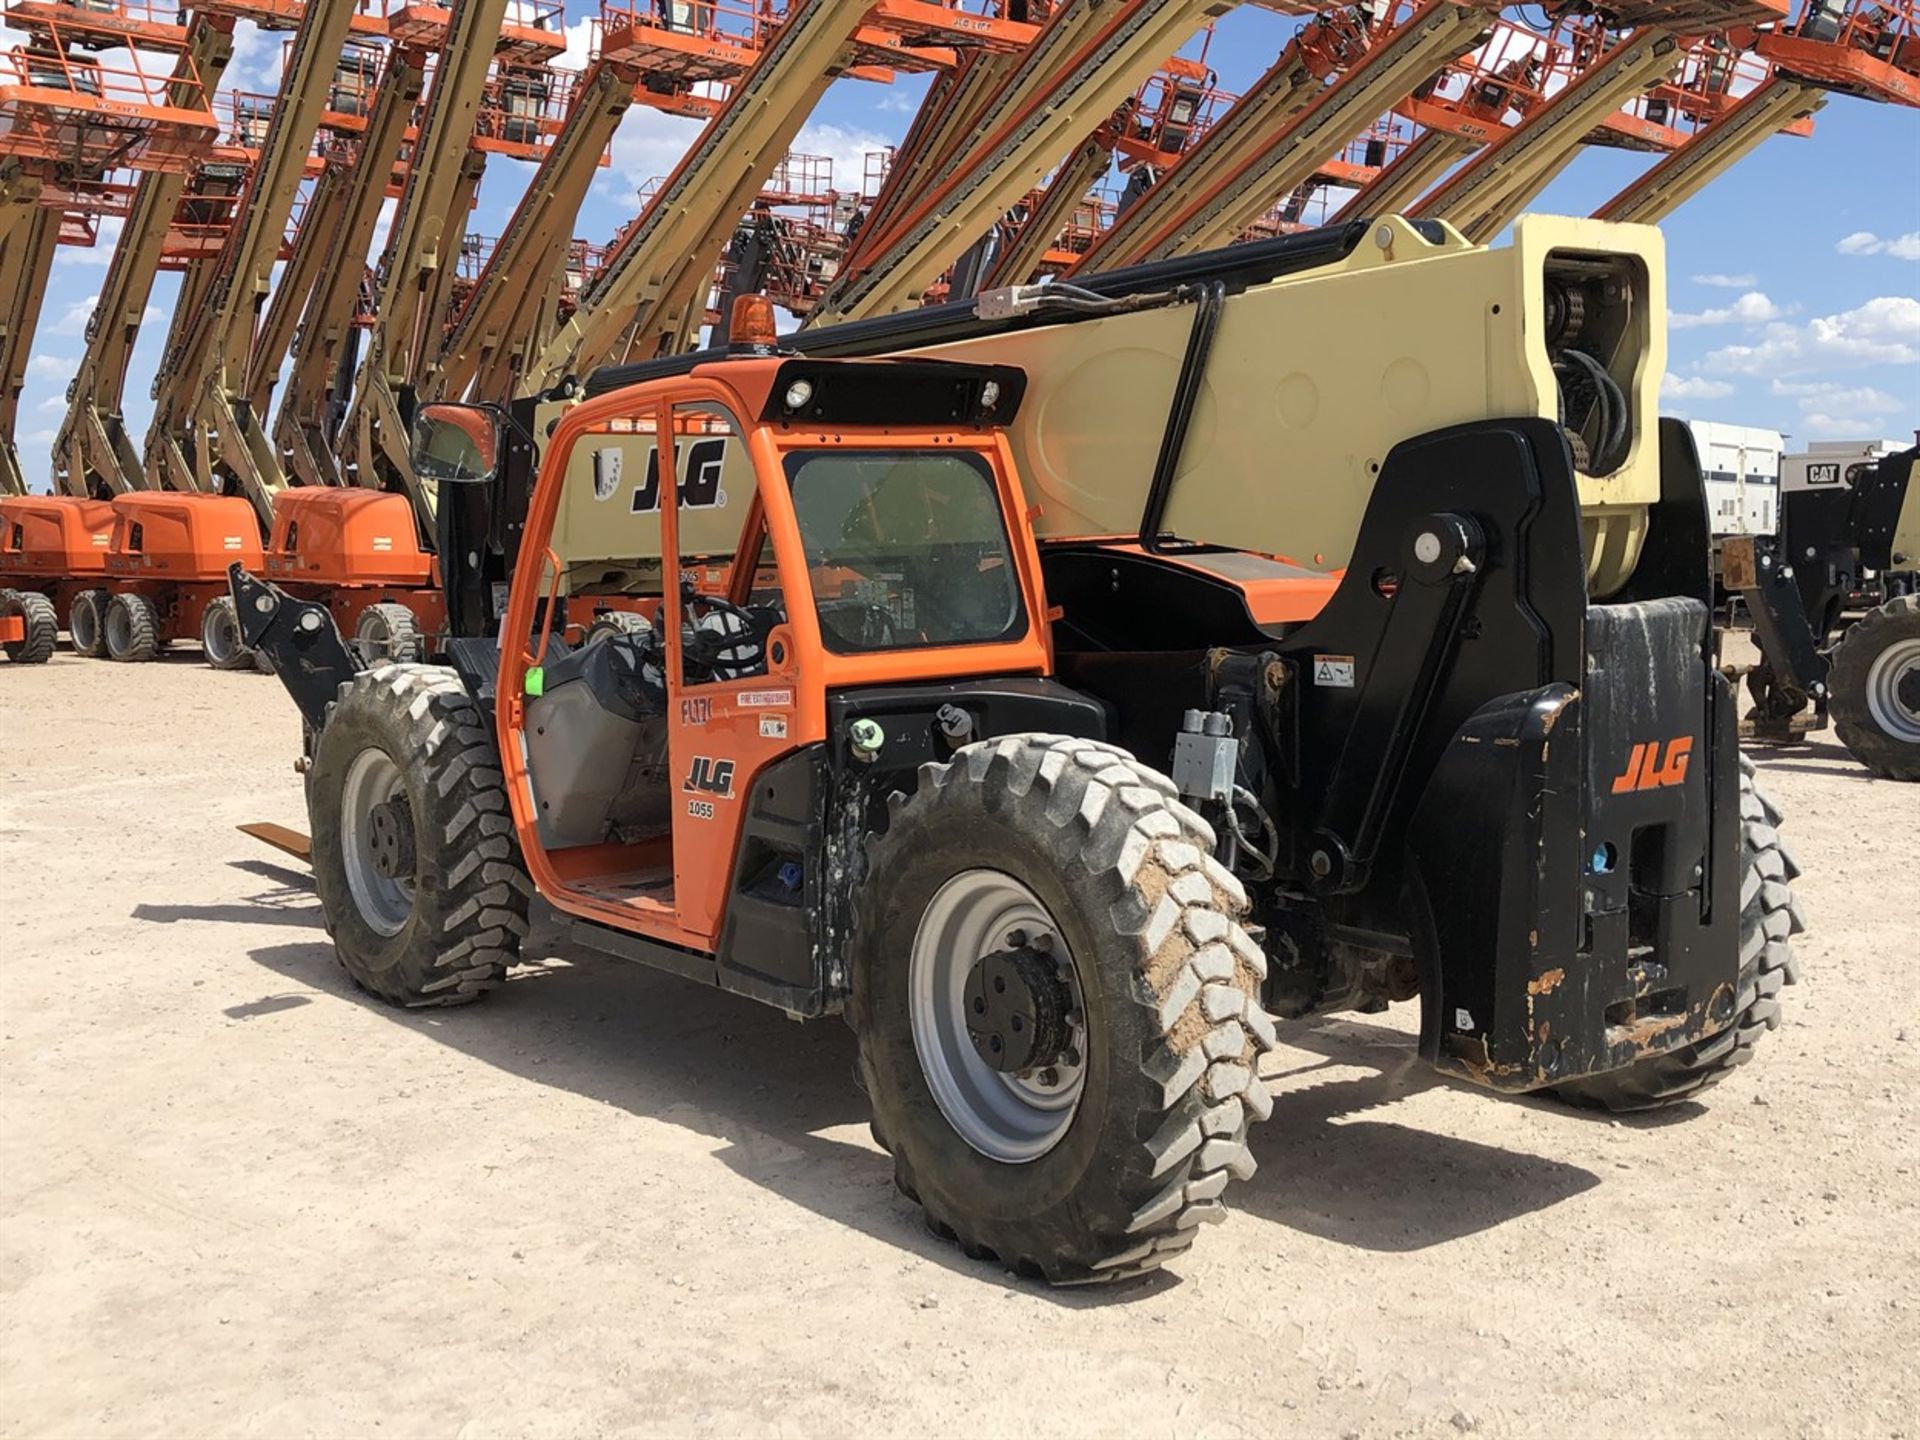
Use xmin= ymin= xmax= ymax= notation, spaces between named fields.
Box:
xmin=683 ymin=756 xmax=735 ymax=799
xmin=1611 ymin=736 xmax=1693 ymax=794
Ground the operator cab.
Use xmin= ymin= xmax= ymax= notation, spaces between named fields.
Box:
xmin=430 ymin=343 xmax=1043 ymax=956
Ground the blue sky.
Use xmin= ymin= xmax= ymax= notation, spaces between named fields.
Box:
xmin=9 ymin=3 xmax=1918 ymax=489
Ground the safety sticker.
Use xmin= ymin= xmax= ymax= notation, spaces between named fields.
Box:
xmin=372 ymin=536 xmax=393 ymax=551
xmin=223 ymin=536 xmax=245 ymax=550
xmin=737 ymin=689 xmax=792 ymax=708
xmin=1312 ymin=655 xmax=1355 ymax=688
xmin=759 ymin=714 xmax=788 ymax=740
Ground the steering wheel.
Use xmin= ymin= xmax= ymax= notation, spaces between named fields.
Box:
xmin=681 ymin=585 xmax=768 ymax=679
xmin=816 ymin=598 xmax=900 ymax=651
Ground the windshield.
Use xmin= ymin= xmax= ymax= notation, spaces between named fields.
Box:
xmin=783 ymin=449 xmax=1025 ymax=654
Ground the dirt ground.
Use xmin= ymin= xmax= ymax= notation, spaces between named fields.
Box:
xmin=1 ymin=652 xmax=1914 ymax=1440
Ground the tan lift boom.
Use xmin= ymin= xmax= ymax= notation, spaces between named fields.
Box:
xmin=524 ymin=0 xmax=870 ymax=390
xmin=339 ymin=0 xmax=519 ymax=514
xmin=50 ymin=17 xmax=237 ymax=499
xmin=1413 ymin=28 xmax=1684 ymax=244
xmin=1071 ymin=0 xmax=1492 ymax=273
xmin=807 ymin=0 xmax=1232 ymax=326
xmin=427 ymin=54 xmax=640 ymax=405
xmin=1595 ymin=74 xmax=1824 ymax=224
xmin=269 ymin=46 xmax=429 ymax=489
xmin=141 ymin=0 xmax=360 ymax=518
xmin=0 ymin=206 xmax=60 ymax=497
xmin=979 ymin=126 xmax=1119 ymax=289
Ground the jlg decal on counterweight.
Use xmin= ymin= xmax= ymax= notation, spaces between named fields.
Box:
xmin=1611 ymin=736 xmax=1693 ymax=794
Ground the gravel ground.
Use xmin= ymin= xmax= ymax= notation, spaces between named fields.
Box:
xmin=2 ymin=652 xmax=1915 ymax=1439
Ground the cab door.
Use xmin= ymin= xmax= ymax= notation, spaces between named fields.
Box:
xmin=658 ymin=396 xmax=818 ymax=941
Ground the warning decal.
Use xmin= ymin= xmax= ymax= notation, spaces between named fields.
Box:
xmin=1312 ymin=655 xmax=1355 ymax=688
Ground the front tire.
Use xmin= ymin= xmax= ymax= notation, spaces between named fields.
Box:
xmin=1550 ymin=755 xmax=1803 ymax=1111
xmin=1 ymin=590 xmax=57 ymax=664
xmin=308 ymin=664 xmax=532 ymax=1006
xmin=851 ymin=734 xmax=1277 ymax=1283
xmin=68 ymin=588 xmax=109 ymax=657
xmin=1827 ymin=594 xmax=1920 ymax=781
xmin=104 ymin=592 xmax=159 ymax=662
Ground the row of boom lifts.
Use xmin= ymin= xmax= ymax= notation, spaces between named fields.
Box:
xmin=2 ymin=0 xmax=1915 ymax=676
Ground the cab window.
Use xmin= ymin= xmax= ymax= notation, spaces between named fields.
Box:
xmin=782 ymin=449 xmax=1024 ymax=654
xmin=675 ymin=402 xmax=785 ymax=686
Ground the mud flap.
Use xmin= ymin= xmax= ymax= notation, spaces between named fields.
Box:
xmin=1406 ymin=598 xmax=1741 ymax=1090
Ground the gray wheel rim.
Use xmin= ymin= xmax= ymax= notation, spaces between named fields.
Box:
xmin=105 ymin=602 xmax=132 ymax=656
xmin=341 ymin=747 xmax=415 ymax=937
xmin=70 ymin=596 xmax=98 ymax=652
xmin=354 ymin=610 xmax=392 ymax=664
xmin=909 ymin=869 xmax=1086 ymax=1164
xmin=1865 ymin=634 xmax=1920 ymax=743
xmin=203 ymin=603 xmax=238 ymax=664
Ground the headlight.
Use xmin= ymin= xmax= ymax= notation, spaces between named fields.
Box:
xmin=784 ymin=379 xmax=814 ymax=410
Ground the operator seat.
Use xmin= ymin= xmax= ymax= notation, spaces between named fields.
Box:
xmin=524 ymin=621 xmax=674 ymax=848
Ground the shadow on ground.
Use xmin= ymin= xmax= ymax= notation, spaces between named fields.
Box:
xmin=159 ymin=860 xmax=1610 ymax=1296
xmin=1745 ymin=736 xmax=1881 ymax=780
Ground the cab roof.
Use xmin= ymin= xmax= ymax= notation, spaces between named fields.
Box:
xmin=582 ymin=354 xmax=1026 ymax=430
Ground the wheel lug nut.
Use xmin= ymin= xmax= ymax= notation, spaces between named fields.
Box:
xmin=1005 ymin=928 xmax=1027 ymax=948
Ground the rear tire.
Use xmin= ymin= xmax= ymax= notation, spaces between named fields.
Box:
xmin=200 ymin=595 xmax=254 ymax=671
xmin=68 ymin=588 xmax=109 ymax=657
xmin=1827 ymin=594 xmax=1920 ymax=781
xmin=307 ymin=664 xmax=532 ymax=1006
xmin=1549 ymin=755 xmax=1803 ymax=1111
xmin=104 ymin=592 xmax=160 ymax=662
xmin=851 ymin=734 xmax=1277 ymax=1283
xmin=2 ymin=590 xmax=57 ymax=664
xmin=351 ymin=602 xmax=422 ymax=666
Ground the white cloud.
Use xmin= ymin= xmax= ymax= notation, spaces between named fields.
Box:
xmin=1661 ymin=374 xmax=1735 ymax=401
xmin=1691 ymin=273 xmax=1757 ymax=289
xmin=601 ymin=106 xmax=707 ymax=209
xmin=224 ymin=21 xmax=286 ymax=95
xmin=559 ymin=15 xmax=596 ymax=71
xmin=1669 ymin=291 xmax=1789 ymax=330
xmin=1768 ymin=379 xmax=1914 ymax=438
xmin=793 ymin=122 xmax=894 ymax=199
xmin=54 ymin=216 xmax=121 ymax=267
xmin=369 ymin=197 xmax=398 ymax=259
xmin=1837 ymin=231 xmax=1920 ymax=260
xmin=49 ymin=294 xmax=99 ymax=337
xmin=1701 ymin=295 xmax=1920 ymax=376
xmin=26 ymin=354 xmax=78 ymax=383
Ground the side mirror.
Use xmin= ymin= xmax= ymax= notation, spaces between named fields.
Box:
xmin=411 ymin=403 xmax=503 ymax=483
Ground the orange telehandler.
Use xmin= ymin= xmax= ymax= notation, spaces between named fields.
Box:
xmin=234 ymin=218 xmax=1805 ymax=1284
